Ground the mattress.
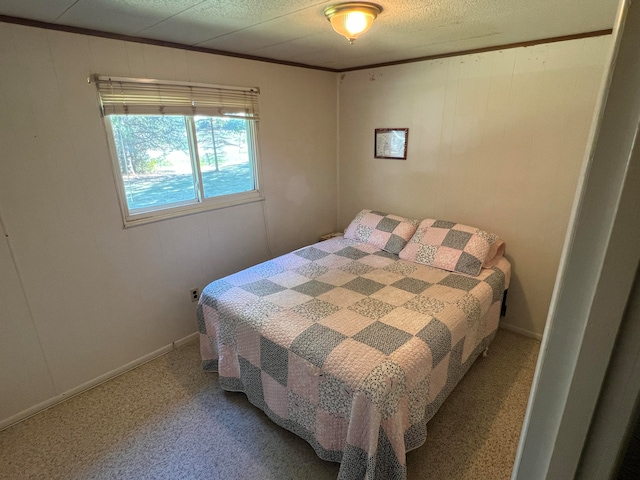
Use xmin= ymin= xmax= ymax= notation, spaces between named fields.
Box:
xmin=198 ymin=236 xmax=511 ymax=479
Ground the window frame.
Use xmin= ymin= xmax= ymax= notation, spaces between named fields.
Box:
xmin=97 ymin=76 xmax=263 ymax=228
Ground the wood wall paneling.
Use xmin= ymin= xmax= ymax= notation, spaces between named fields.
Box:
xmin=0 ymin=20 xmax=611 ymax=427
xmin=338 ymin=36 xmax=611 ymax=337
xmin=0 ymin=22 xmax=337 ymax=425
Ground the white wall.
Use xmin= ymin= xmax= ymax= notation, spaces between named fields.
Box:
xmin=0 ymin=22 xmax=613 ymax=428
xmin=337 ymin=36 xmax=611 ymax=338
xmin=0 ymin=23 xmax=337 ymax=426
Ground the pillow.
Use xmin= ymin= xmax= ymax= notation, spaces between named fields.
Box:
xmin=399 ymin=219 xmax=505 ymax=276
xmin=344 ymin=209 xmax=419 ymax=254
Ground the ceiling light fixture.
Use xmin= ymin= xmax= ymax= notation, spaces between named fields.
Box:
xmin=323 ymin=2 xmax=382 ymax=44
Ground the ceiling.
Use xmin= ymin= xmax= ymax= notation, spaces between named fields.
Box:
xmin=0 ymin=0 xmax=619 ymax=71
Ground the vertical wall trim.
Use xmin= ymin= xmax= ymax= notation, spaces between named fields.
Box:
xmin=577 ymin=261 xmax=640 ymax=478
xmin=336 ymin=73 xmax=342 ymax=230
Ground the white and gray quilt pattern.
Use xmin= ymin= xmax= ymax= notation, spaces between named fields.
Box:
xmin=198 ymin=237 xmax=511 ymax=480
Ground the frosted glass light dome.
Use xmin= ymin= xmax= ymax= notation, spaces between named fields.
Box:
xmin=323 ymin=3 xmax=382 ymax=44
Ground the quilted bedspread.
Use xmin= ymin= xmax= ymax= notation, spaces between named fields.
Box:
xmin=198 ymin=236 xmax=511 ymax=479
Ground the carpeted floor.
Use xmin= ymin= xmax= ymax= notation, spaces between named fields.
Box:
xmin=0 ymin=328 xmax=539 ymax=480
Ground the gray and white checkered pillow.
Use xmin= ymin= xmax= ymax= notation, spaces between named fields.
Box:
xmin=343 ymin=209 xmax=419 ymax=255
xmin=399 ymin=218 xmax=504 ymax=276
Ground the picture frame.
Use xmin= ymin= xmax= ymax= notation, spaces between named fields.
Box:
xmin=374 ymin=128 xmax=408 ymax=160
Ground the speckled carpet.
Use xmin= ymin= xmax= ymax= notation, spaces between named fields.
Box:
xmin=0 ymin=328 xmax=539 ymax=480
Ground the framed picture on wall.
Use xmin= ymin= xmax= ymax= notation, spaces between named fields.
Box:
xmin=374 ymin=128 xmax=408 ymax=160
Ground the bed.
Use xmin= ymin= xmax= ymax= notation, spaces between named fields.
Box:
xmin=198 ymin=210 xmax=510 ymax=480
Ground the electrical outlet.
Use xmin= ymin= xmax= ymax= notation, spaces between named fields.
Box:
xmin=190 ymin=288 xmax=200 ymax=302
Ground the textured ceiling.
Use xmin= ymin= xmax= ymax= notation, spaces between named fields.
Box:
xmin=0 ymin=0 xmax=619 ymax=70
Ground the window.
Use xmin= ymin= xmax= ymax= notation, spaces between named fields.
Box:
xmin=95 ymin=76 xmax=262 ymax=226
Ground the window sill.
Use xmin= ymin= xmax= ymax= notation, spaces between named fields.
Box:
xmin=121 ymin=191 xmax=264 ymax=228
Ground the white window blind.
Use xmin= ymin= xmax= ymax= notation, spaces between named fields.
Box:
xmin=94 ymin=75 xmax=260 ymax=119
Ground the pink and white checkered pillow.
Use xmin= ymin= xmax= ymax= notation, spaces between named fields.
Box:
xmin=344 ymin=209 xmax=419 ymax=255
xmin=399 ymin=219 xmax=505 ymax=276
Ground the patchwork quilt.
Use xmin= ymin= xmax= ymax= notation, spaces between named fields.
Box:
xmin=198 ymin=237 xmax=511 ymax=479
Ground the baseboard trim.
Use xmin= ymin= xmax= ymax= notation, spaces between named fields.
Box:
xmin=174 ymin=331 xmax=199 ymax=348
xmin=0 ymin=331 xmax=199 ymax=432
xmin=500 ymin=323 xmax=543 ymax=341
